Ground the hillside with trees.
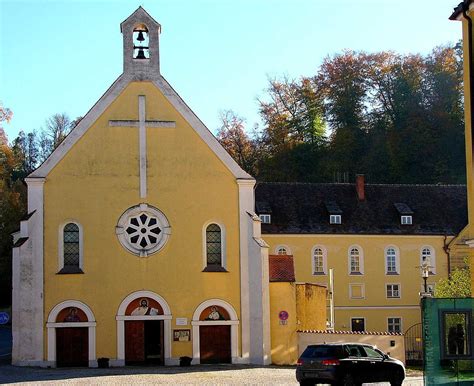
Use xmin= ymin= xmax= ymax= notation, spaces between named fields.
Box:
xmin=217 ymin=44 xmax=466 ymax=184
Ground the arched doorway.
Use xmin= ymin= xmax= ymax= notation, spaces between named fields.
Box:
xmin=46 ymin=300 xmax=96 ymax=367
xmin=192 ymin=299 xmax=239 ymax=364
xmin=116 ymin=291 xmax=172 ymax=366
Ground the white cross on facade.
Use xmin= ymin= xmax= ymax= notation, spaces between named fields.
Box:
xmin=109 ymin=95 xmax=176 ymax=198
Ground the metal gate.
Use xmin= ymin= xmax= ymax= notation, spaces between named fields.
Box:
xmin=404 ymin=322 xmax=423 ymax=366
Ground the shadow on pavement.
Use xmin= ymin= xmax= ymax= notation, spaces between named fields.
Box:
xmin=0 ymin=363 xmax=295 ymax=384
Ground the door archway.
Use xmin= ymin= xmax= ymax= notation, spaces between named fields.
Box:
xmin=116 ymin=290 xmax=172 ymax=366
xmin=192 ymin=299 xmax=239 ymax=364
xmin=46 ymin=300 xmax=96 ymax=367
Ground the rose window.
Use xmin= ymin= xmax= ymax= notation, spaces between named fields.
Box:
xmin=116 ymin=204 xmax=170 ymax=257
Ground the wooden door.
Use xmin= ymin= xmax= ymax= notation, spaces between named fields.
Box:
xmin=199 ymin=325 xmax=231 ymax=364
xmin=125 ymin=321 xmax=145 ymax=364
xmin=56 ymin=327 xmax=88 ymax=367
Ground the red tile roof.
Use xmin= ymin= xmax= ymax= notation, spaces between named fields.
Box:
xmin=269 ymin=255 xmax=295 ymax=282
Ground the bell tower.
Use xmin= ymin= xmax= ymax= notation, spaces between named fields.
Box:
xmin=120 ymin=7 xmax=161 ymax=80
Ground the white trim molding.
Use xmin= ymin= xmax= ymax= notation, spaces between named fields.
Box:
xmin=116 ymin=290 xmax=172 ymax=365
xmin=58 ymin=220 xmax=84 ymax=272
xmin=202 ymin=221 xmax=227 ymax=270
xmin=349 ymin=283 xmax=365 ymax=299
xmin=311 ymin=245 xmax=327 ymax=275
xmin=46 ymin=300 xmax=97 ymax=368
xmin=191 ymin=299 xmax=239 ymax=364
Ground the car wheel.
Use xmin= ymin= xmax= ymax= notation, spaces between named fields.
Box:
xmin=299 ymin=380 xmax=314 ymax=386
xmin=390 ymin=368 xmax=404 ymax=386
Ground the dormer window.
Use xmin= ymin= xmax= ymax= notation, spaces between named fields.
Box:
xmin=325 ymin=201 xmax=342 ymax=225
xmin=394 ymin=203 xmax=413 ymax=226
xmin=259 ymin=214 xmax=271 ymax=224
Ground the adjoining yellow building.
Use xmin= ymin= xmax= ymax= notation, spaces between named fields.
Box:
xmin=256 ymin=177 xmax=467 ymax=334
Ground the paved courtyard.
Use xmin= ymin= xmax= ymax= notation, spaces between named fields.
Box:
xmin=0 ymin=363 xmax=423 ymax=385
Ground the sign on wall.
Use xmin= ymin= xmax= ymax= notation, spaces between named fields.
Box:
xmin=174 ymin=329 xmax=191 ymax=342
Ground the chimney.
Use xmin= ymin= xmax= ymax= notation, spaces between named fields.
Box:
xmin=356 ymin=174 xmax=365 ymax=201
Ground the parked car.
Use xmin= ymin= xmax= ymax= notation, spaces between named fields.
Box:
xmin=296 ymin=343 xmax=405 ymax=386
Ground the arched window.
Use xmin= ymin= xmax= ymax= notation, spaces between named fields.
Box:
xmin=421 ymin=246 xmax=436 ymax=274
xmin=59 ymin=222 xmax=83 ymax=273
xmin=312 ymin=246 xmax=327 ymax=275
xmin=275 ymin=245 xmax=291 ymax=255
xmin=348 ymin=246 xmax=363 ymax=275
xmin=385 ymin=247 xmax=399 ymax=275
xmin=203 ymin=223 xmax=226 ymax=271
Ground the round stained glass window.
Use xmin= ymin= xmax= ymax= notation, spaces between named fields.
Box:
xmin=116 ymin=203 xmax=171 ymax=257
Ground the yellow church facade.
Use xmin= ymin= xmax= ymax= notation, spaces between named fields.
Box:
xmin=12 ymin=8 xmax=274 ymax=367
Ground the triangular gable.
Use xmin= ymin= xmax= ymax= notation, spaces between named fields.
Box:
xmin=120 ymin=6 xmax=161 ymax=33
xmin=29 ymin=75 xmax=254 ymax=180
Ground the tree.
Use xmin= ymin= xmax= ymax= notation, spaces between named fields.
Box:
xmin=217 ymin=110 xmax=258 ymax=175
xmin=435 ymin=260 xmax=471 ymax=298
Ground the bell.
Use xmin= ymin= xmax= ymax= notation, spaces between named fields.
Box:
xmin=136 ymin=48 xmax=146 ymax=59
xmin=137 ymin=31 xmax=145 ymax=42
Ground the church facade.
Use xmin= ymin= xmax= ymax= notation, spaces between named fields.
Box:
xmin=12 ymin=8 xmax=273 ymax=367
xmin=12 ymin=5 xmax=473 ymax=369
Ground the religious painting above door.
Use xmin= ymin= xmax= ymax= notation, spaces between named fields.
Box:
xmin=116 ymin=203 xmax=171 ymax=257
xmin=125 ymin=297 xmax=164 ymax=316
xmin=56 ymin=307 xmax=88 ymax=323
xmin=200 ymin=306 xmax=230 ymax=321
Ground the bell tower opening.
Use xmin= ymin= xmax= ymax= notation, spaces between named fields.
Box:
xmin=120 ymin=6 xmax=161 ymax=79
xmin=133 ymin=24 xmax=149 ymax=59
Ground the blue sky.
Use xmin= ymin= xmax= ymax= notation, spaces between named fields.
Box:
xmin=0 ymin=0 xmax=464 ymax=141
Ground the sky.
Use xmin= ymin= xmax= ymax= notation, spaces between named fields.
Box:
xmin=0 ymin=0 xmax=465 ymax=141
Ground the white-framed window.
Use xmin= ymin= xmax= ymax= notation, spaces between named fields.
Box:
xmin=275 ymin=245 xmax=291 ymax=255
xmin=420 ymin=246 xmax=436 ymax=274
xmin=387 ymin=317 xmax=402 ymax=333
xmin=386 ymin=284 xmax=401 ymax=298
xmin=202 ymin=222 xmax=226 ymax=271
xmin=330 ymin=215 xmax=341 ymax=224
xmin=348 ymin=246 xmax=364 ymax=274
xmin=259 ymin=214 xmax=271 ymax=224
xmin=312 ymin=246 xmax=327 ymax=275
xmin=349 ymin=283 xmax=365 ymax=299
xmin=58 ymin=221 xmax=83 ymax=273
xmin=401 ymin=215 xmax=412 ymax=225
xmin=385 ymin=246 xmax=400 ymax=275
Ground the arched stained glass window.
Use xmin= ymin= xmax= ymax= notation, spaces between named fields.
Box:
xmin=206 ymin=224 xmax=222 ymax=266
xmin=63 ymin=223 xmax=80 ymax=268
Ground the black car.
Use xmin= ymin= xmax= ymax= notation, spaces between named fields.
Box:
xmin=296 ymin=343 xmax=405 ymax=386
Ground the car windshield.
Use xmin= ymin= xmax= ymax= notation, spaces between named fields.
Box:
xmin=301 ymin=346 xmax=342 ymax=358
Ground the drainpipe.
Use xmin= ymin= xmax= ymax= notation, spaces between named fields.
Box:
xmin=443 ymin=234 xmax=452 ymax=275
